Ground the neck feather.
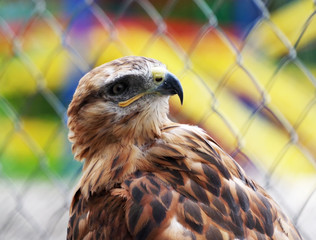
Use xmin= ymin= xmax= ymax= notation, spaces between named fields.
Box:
xmin=68 ymin=98 xmax=171 ymax=197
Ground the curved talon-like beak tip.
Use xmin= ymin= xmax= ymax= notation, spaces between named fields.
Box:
xmin=156 ymin=72 xmax=184 ymax=105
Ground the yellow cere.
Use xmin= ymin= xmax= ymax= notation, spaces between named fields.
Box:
xmin=151 ymin=66 xmax=166 ymax=84
xmin=118 ymin=67 xmax=166 ymax=107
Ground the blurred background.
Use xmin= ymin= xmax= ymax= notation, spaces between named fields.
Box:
xmin=0 ymin=0 xmax=316 ymax=239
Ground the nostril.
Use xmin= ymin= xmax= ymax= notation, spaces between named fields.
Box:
xmin=155 ymin=77 xmax=163 ymax=83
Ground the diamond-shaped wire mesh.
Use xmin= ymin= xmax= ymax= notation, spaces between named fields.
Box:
xmin=0 ymin=0 xmax=316 ymax=239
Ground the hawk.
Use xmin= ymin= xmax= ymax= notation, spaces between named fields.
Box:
xmin=67 ymin=56 xmax=302 ymax=240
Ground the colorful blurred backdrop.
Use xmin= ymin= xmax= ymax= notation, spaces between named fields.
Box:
xmin=0 ymin=0 xmax=316 ymax=239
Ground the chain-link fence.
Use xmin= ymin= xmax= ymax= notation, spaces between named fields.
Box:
xmin=0 ymin=0 xmax=316 ymax=239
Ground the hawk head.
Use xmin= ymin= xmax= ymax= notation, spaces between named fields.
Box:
xmin=67 ymin=56 xmax=183 ymax=161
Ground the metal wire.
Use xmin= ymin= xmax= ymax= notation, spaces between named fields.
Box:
xmin=0 ymin=0 xmax=315 ymax=239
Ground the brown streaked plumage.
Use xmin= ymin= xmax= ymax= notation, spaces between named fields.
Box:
xmin=67 ymin=56 xmax=302 ymax=240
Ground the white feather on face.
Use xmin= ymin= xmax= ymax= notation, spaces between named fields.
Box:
xmin=67 ymin=57 xmax=302 ymax=240
xmin=67 ymin=56 xmax=172 ymax=162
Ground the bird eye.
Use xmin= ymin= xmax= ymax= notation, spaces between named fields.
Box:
xmin=110 ymin=82 xmax=127 ymax=95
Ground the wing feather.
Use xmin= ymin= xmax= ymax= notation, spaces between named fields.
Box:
xmin=67 ymin=189 xmax=132 ymax=240
xmin=68 ymin=124 xmax=302 ymax=240
xmin=141 ymin=124 xmax=301 ymax=240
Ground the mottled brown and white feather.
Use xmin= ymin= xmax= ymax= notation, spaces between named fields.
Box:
xmin=67 ymin=56 xmax=302 ymax=240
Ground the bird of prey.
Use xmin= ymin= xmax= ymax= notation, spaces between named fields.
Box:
xmin=67 ymin=56 xmax=302 ymax=240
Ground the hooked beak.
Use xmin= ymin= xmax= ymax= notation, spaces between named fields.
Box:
xmin=155 ymin=72 xmax=183 ymax=105
xmin=118 ymin=70 xmax=183 ymax=108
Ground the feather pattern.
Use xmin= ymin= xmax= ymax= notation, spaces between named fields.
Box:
xmin=67 ymin=56 xmax=302 ymax=240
